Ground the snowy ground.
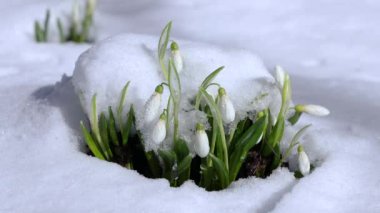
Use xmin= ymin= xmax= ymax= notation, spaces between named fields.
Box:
xmin=1 ymin=0 xmax=380 ymax=212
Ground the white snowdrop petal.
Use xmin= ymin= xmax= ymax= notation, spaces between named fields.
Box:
xmin=152 ymin=119 xmax=166 ymax=144
xmin=144 ymin=92 xmax=161 ymax=124
xmin=219 ymin=95 xmax=235 ymax=124
xmin=172 ymin=50 xmax=183 ymax=73
xmin=298 ymin=151 xmax=310 ymax=176
xmin=195 ymin=130 xmax=210 ymax=158
xmin=303 ymin=104 xmax=330 ymax=116
xmin=275 ymin=65 xmax=285 ymax=88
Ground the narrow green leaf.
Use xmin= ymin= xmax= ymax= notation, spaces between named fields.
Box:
xmin=34 ymin=21 xmax=43 ymax=42
xmin=158 ymin=21 xmax=172 ymax=80
xmin=43 ymin=9 xmax=50 ymax=41
xmin=99 ymin=112 xmax=113 ymax=158
xmin=122 ymin=105 xmax=135 ymax=146
xmin=177 ymin=155 xmax=192 ymax=175
xmin=108 ymin=107 xmax=119 ymax=146
xmin=229 ymin=114 xmax=268 ymax=182
xmin=210 ymin=154 xmax=229 ymax=189
xmin=80 ymin=121 xmax=105 ymax=160
xmin=282 ymin=124 xmax=311 ymax=162
xmin=200 ymin=88 xmax=228 ymax=170
xmin=174 ymin=139 xmax=189 ymax=161
xmin=56 ymin=18 xmax=65 ymax=43
xmin=201 ymin=66 xmax=224 ymax=88
xmin=117 ymin=81 xmax=130 ymax=143
xmin=145 ymin=151 xmax=161 ymax=178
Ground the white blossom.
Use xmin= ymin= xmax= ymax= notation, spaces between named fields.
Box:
xmin=297 ymin=145 xmax=310 ymax=176
xmin=171 ymin=41 xmax=183 ymax=73
xmin=151 ymin=113 xmax=167 ymax=144
xmin=275 ymin=65 xmax=286 ymax=88
xmin=218 ymin=87 xmax=235 ymax=124
xmin=144 ymin=85 xmax=163 ymax=124
xmin=296 ymin=104 xmax=330 ymax=116
xmin=194 ymin=123 xmax=209 ymax=158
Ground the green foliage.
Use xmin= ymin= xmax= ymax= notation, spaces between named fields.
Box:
xmin=34 ymin=10 xmax=50 ymax=42
xmin=34 ymin=0 xmax=96 ymax=43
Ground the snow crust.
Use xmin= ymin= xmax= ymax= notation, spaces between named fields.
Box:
xmin=1 ymin=0 xmax=380 ymax=212
xmin=72 ymin=33 xmax=280 ymax=152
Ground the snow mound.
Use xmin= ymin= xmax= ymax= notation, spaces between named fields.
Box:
xmin=72 ymin=33 xmax=281 ymax=151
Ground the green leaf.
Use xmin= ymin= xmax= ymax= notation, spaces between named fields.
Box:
xmin=145 ymin=151 xmax=161 ymax=178
xmin=122 ymin=105 xmax=135 ymax=146
xmin=117 ymin=81 xmax=130 ymax=124
xmin=80 ymin=121 xmax=105 ymax=160
xmin=195 ymin=66 xmax=224 ymax=109
xmin=158 ymin=21 xmax=172 ymax=80
xmin=201 ymin=66 xmax=224 ymax=89
xmin=99 ymin=112 xmax=113 ymax=158
xmin=56 ymin=18 xmax=65 ymax=43
xmin=263 ymin=116 xmax=285 ymax=157
xmin=282 ymin=124 xmax=311 ymax=162
xmin=229 ymin=113 xmax=268 ymax=182
xmin=200 ymin=88 xmax=228 ymax=170
xmin=43 ymin=9 xmax=50 ymax=41
xmin=210 ymin=154 xmax=229 ymax=189
xmin=34 ymin=21 xmax=43 ymax=42
xmin=158 ymin=149 xmax=177 ymax=180
xmin=270 ymin=144 xmax=282 ymax=170
xmin=174 ymin=139 xmax=189 ymax=161
xmin=108 ymin=107 xmax=119 ymax=146
xmin=177 ymin=155 xmax=192 ymax=175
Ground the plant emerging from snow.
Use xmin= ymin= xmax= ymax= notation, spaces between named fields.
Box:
xmin=80 ymin=22 xmax=329 ymax=191
xmin=34 ymin=0 xmax=96 ymax=43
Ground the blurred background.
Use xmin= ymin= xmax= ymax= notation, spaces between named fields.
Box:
xmin=1 ymin=0 xmax=379 ymax=137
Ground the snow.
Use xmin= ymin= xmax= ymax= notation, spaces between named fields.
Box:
xmin=1 ymin=0 xmax=380 ymax=212
xmin=72 ymin=33 xmax=279 ymax=152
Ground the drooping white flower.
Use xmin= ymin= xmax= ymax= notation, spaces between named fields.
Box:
xmin=170 ymin=41 xmax=183 ymax=73
xmin=295 ymin=104 xmax=330 ymax=116
xmin=144 ymin=85 xmax=164 ymax=124
xmin=275 ymin=65 xmax=286 ymax=88
xmin=218 ymin=87 xmax=235 ymax=124
xmin=194 ymin=123 xmax=210 ymax=158
xmin=297 ymin=145 xmax=310 ymax=176
xmin=151 ymin=112 xmax=167 ymax=144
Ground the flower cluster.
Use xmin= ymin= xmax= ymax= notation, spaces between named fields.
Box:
xmin=80 ymin=22 xmax=329 ymax=191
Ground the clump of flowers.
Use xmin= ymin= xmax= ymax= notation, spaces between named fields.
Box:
xmin=80 ymin=22 xmax=329 ymax=191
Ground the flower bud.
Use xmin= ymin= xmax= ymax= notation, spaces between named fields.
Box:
xmin=144 ymin=85 xmax=164 ymax=124
xmin=218 ymin=87 xmax=235 ymax=124
xmin=194 ymin=123 xmax=209 ymax=158
xmin=297 ymin=145 xmax=310 ymax=176
xmin=152 ymin=112 xmax=167 ymax=144
xmin=275 ymin=65 xmax=286 ymax=88
xmin=170 ymin=41 xmax=183 ymax=73
xmin=295 ymin=104 xmax=330 ymax=116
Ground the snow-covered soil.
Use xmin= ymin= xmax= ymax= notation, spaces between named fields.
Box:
xmin=1 ymin=0 xmax=379 ymax=212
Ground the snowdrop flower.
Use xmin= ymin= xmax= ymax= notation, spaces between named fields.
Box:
xmin=297 ymin=145 xmax=310 ymax=176
xmin=144 ymin=85 xmax=164 ymax=124
xmin=152 ymin=112 xmax=167 ymax=144
xmin=295 ymin=104 xmax=330 ymax=116
xmin=170 ymin=41 xmax=183 ymax=73
xmin=218 ymin=87 xmax=235 ymax=124
xmin=275 ymin=65 xmax=286 ymax=88
xmin=194 ymin=123 xmax=210 ymax=158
